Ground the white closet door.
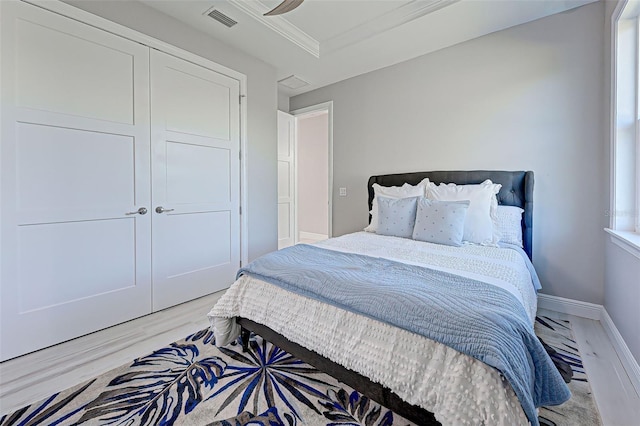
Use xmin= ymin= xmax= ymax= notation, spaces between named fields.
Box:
xmin=277 ymin=111 xmax=296 ymax=249
xmin=150 ymin=50 xmax=240 ymax=311
xmin=0 ymin=1 xmax=152 ymax=361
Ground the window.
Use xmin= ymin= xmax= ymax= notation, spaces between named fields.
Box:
xmin=609 ymin=0 xmax=640 ymax=255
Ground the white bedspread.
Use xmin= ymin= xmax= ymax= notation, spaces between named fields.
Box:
xmin=209 ymin=232 xmax=538 ymax=425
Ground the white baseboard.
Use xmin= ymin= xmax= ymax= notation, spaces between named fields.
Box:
xmin=537 ymin=293 xmax=602 ymax=320
xmin=299 ymin=231 xmax=328 ymax=242
xmin=538 ymin=293 xmax=640 ymax=397
xmin=600 ymin=309 xmax=640 ymax=397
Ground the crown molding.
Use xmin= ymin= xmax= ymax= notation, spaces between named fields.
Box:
xmin=321 ymin=0 xmax=459 ymax=54
xmin=228 ymin=0 xmax=461 ymax=58
xmin=227 ymin=0 xmax=319 ymax=58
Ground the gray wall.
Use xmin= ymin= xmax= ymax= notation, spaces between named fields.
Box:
xmin=603 ymin=0 xmax=640 ymax=365
xmin=278 ymin=92 xmax=290 ymax=112
xmin=605 ymin=243 xmax=640 ymax=363
xmin=65 ymin=0 xmax=278 ymax=261
xmin=291 ymin=2 xmax=606 ymax=304
xmin=297 ymin=113 xmax=329 ymax=236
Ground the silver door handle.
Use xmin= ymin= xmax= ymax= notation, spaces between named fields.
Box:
xmin=126 ymin=207 xmax=147 ymax=215
xmin=155 ymin=206 xmax=175 ymax=214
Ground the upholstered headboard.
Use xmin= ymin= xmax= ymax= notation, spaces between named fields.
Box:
xmin=367 ymin=170 xmax=534 ymax=260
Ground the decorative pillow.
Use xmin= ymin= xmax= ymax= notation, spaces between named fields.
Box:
xmin=375 ymin=196 xmax=418 ymax=239
xmin=426 ymin=180 xmax=501 ymax=245
xmin=496 ymin=205 xmax=524 ymax=247
xmin=364 ymin=179 xmax=429 ymax=233
xmin=412 ymin=199 xmax=470 ymax=246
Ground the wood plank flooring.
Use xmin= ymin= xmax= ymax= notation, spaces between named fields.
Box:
xmin=0 ymin=291 xmax=223 ymax=416
xmin=0 ymin=298 xmax=638 ymax=425
xmin=538 ymin=308 xmax=640 ymax=426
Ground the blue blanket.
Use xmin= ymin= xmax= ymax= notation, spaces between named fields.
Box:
xmin=238 ymin=244 xmax=570 ymax=425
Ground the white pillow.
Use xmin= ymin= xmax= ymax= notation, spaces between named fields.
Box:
xmin=364 ymin=179 xmax=429 ymax=233
xmin=496 ymin=205 xmax=524 ymax=247
xmin=426 ymin=179 xmax=501 ymax=245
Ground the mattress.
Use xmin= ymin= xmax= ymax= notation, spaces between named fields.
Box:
xmin=209 ymin=232 xmax=542 ymax=425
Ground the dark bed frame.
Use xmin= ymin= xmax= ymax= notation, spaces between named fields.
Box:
xmin=368 ymin=170 xmax=534 ymax=259
xmin=238 ymin=170 xmax=534 ymax=425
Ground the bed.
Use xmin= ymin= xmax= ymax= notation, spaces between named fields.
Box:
xmin=209 ymin=170 xmax=569 ymax=426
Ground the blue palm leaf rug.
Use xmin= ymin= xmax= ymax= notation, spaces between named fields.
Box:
xmin=0 ymin=316 xmax=601 ymax=426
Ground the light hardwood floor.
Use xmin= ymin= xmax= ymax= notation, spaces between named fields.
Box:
xmin=537 ymin=308 xmax=640 ymax=426
xmin=0 ymin=291 xmax=223 ymax=416
xmin=0 ymin=297 xmax=638 ymax=425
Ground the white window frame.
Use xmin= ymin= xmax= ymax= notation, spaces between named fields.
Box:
xmin=608 ymin=0 xmax=640 ymax=259
xmin=637 ymin=13 xmax=640 ymax=234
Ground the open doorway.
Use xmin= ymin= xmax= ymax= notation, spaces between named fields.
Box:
xmin=277 ymin=102 xmax=333 ymax=249
xmin=296 ymin=109 xmax=330 ymax=243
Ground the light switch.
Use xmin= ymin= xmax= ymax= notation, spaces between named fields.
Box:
xmin=339 ymin=187 xmax=347 ymax=197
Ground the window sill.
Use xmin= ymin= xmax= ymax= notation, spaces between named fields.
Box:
xmin=605 ymin=228 xmax=640 ymax=260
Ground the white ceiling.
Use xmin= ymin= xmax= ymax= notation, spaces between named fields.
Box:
xmin=142 ymin=0 xmax=597 ymax=96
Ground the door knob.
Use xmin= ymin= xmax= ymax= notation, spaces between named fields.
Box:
xmin=155 ymin=206 xmax=175 ymax=214
xmin=125 ymin=207 xmax=147 ymax=215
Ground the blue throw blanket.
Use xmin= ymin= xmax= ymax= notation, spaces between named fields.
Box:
xmin=238 ymin=244 xmax=570 ymax=425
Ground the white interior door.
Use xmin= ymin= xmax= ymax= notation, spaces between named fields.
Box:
xmin=151 ymin=50 xmax=241 ymax=311
xmin=277 ymin=111 xmax=297 ymax=249
xmin=0 ymin=1 xmax=152 ymax=361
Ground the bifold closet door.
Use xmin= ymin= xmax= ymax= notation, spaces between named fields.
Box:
xmin=150 ymin=50 xmax=241 ymax=311
xmin=0 ymin=1 xmax=152 ymax=360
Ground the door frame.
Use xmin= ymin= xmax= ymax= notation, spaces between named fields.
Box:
xmin=28 ymin=0 xmax=249 ymax=268
xmin=290 ymin=101 xmax=334 ymax=239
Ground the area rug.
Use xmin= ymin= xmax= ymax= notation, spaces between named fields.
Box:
xmin=0 ymin=317 xmax=601 ymax=426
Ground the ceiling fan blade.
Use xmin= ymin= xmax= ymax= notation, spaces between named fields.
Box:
xmin=264 ymin=0 xmax=304 ymax=16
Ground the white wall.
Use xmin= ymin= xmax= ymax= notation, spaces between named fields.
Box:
xmin=291 ymin=2 xmax=606 ymax=304
xmin=603 ymin=0 xmax=640 ymax=365
xmin=297 ymin=113 xmax=329 ymax=236
xmin=65 ymin=0 xmax=278 ymax=261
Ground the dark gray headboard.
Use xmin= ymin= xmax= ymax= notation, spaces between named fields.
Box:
xmin=367 ymin=170 xmax=534 ymax=260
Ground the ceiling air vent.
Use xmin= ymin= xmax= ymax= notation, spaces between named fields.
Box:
xmin=278 ymin=75 xmax=309 ymax=90
xmin=205 ymin=8 xmax=238 ymax=28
